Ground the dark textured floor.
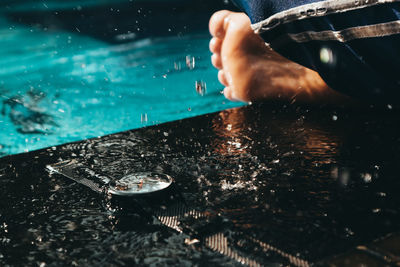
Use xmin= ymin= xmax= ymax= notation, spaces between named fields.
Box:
xmin=1 ymin=103 xmax=400 ymax=266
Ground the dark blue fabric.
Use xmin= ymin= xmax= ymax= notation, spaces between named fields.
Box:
xmin=232 ymin=0 xmax=400 ymax=102
xmin=232 ymin=0 xmax=323 ymax=23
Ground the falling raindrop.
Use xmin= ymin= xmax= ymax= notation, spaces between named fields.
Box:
xmin=186 ymin=55 xmax=195 ymax=70
xmin=377 ymin=192 xmax=387 ymax=197
xmin=320 ymin=47 xmax=335 ymax=65
xmin=195 ymin=80 xmax=206 ymax=96
xmin=361 ymin=172 xmax=372 ymax=183
xmin=174 ymin=62 xmax=182 ymax=71
xmin=372 ymin=208 xmax=381 ymax=213
xmin=141 ymin=113 xmax=148 ymax=123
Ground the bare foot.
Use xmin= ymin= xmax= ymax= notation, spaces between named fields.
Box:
xmin=209 ymin=10 xmax=348 ymax=104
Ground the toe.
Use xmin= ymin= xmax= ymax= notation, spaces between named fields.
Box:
xmin=218 ymin=70 xmax=229 ymax=87
xmin=209 ymin=10 xmax=231 ymax=38
xmin=222 ymin=12 xmax=254 ymax=45
xmin=223 ymin=87 xmax=239 ymax=102
xmin=223 ymin=87 xmax=232 ymax=99
xmin=211 ymin=53 xmax=222 ymax=69
xmin=209 ymin=37 xmax=222 ymax=53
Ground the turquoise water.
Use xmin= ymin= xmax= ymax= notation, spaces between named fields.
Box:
xmin=0 ymin=10 xmax=243 ymax=157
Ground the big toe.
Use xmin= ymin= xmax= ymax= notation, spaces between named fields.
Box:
xmin=209 ymin=10 xmax=232 ymax=38
xmin=222 ymin=12 xmax=259 ymax=51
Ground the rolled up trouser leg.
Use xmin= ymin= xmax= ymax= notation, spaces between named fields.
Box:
xmin=232 ymin=0 xmax=400 ymax=102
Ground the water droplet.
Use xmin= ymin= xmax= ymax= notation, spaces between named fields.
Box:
xmin=345 ymin=227 xmax=354 ymax=236
xmin=141 ymin=113 xmax=148 ymax=123
xmin=186 ymin=55 xmax=195 ymax=70
xmin=174 ymin=62 xmax=182 ymax=71
xmin=195 ymin=81 xmax=206 ymax=96
xmin=377 ymin=192 xmax=386 ymax=197
xmin=361 ymin=172 xmax=372 ymax=183
xmin=320 ymin=47 xmax=335 ymax=65
xmin=338 ymin=168 xmax=350 ymax=186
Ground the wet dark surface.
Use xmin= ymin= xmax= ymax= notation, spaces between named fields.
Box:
xmin=1 ymin=103 xmax=400 ymax=266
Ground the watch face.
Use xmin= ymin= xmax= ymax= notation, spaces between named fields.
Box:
xmin=108 ymin=172 xmax=173 ymax=196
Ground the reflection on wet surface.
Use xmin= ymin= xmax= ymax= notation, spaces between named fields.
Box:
xmin=1 ymin=103 xmax=400 ymax=265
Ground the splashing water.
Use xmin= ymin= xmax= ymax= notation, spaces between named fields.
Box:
xmin=0 ymin=16 xmax=243 ymax=156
